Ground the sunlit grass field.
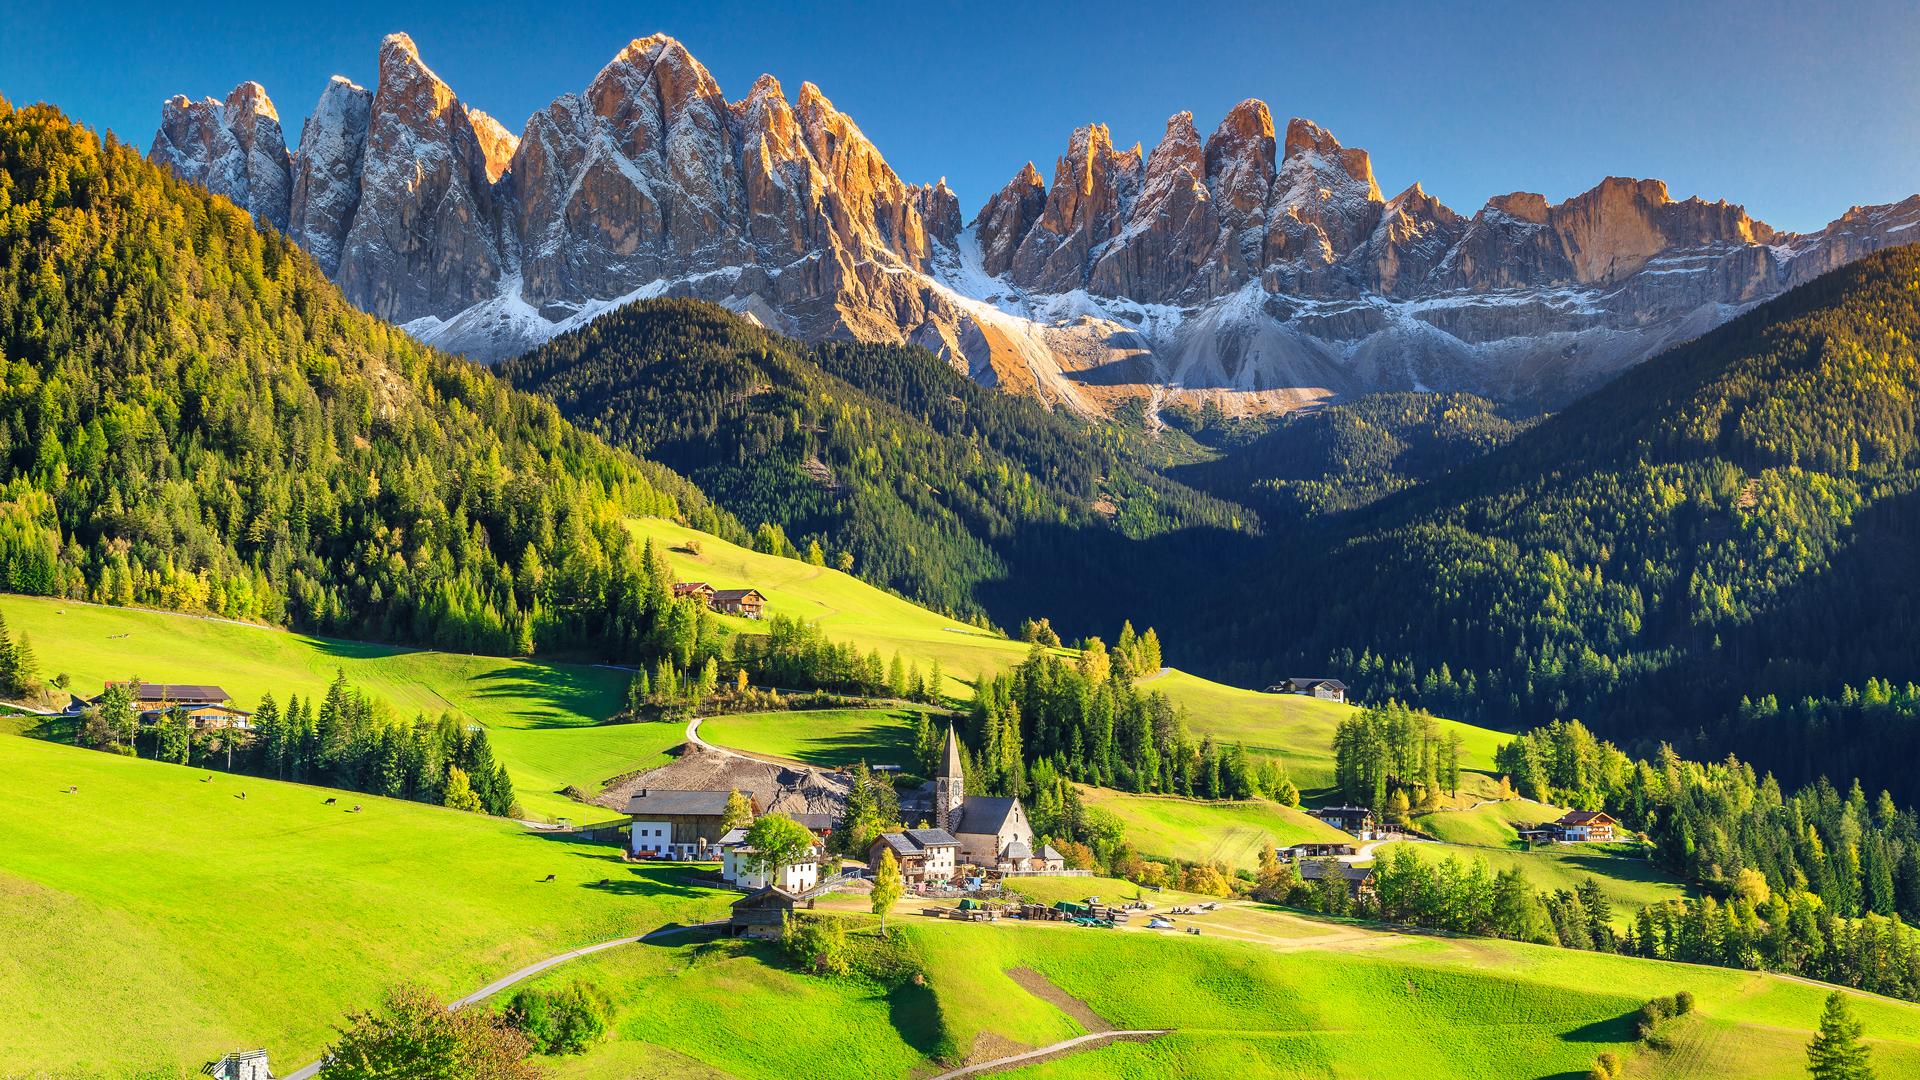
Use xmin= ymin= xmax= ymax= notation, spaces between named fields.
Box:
xmin=0 ymin=734 xmax=729 ymax=1076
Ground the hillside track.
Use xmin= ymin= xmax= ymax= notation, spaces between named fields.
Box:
xmin=280 ymin=921 xmax=724 ymax=1079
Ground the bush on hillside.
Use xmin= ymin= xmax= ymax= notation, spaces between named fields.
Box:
xmin=504 ymin=981 xmax=613 ymax=1055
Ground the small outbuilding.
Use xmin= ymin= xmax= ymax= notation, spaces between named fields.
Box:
xmin=729 ymin=886 xmax=809 ymax=938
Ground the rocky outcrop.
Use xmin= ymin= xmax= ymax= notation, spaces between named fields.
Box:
xmin=288 ymin=77 xmax=371 ymax=276
xmin=974 ymin=163 xmax=1047 ymax=278
xmin=151 ymin=32 xmax=1920 ymax=416
xmin=150 ymin=82 xmax=292 ymax=231
xmin=1011 ymin=124 xmax=1144 ymax=294
xmin=334 ymin=33 xmax=508 ymax=324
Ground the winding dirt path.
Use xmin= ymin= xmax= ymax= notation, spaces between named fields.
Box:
xmin=280 ymin=921 xmax=723 ymax=1080
xmin=923 ymin=1029 xmax=1170 ymax=1080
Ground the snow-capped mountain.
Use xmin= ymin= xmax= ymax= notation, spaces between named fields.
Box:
xmin=152 ymin=33 xmax=1920 ymax=415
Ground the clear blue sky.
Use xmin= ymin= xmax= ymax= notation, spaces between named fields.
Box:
xmin=5 ymin=0 xmax=1917 ymax=232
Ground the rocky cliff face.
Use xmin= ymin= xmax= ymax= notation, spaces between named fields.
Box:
xmin=150 ymin=82 xmax=292 ymax=231
xmin=151 ymin=33 xmax=1920 ymax=415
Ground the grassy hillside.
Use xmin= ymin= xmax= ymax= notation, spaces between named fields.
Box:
xmin=695 ymin=707 xmax=934 ymax=772
xmin=0 ymin=734 xmax=729 ymax=1076
xmin=1390 ymin=799 xmax=1692 ymax=929
xmin=0 ymin=593 xmax=658 ymax=822
xmin=1143 ymin=669 xmax=1504 ymax=795
xmin=630 ymin=518 xmax=1512 ymax=795
xmin=528 ymin=903 xmax=1920 ymax=1080
xmin=1077 ymin=787 xmax=1350 ymax=872
xmin=1416 ymin=797 xmax=1567 ymax=847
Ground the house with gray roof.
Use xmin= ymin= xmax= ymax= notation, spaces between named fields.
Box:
xmin=624 ymin=788 xmax=759 ymax=861
xmin=868 ymin=827 xmax=958 ymax=884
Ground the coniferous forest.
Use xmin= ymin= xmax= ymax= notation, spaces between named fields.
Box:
xmin=0 ymin=98 xmax=734 ymax=661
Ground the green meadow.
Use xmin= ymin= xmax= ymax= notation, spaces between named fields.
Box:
xmin=0 ymin=734 xmax=730 ymax=1076
xmin=0 ymin=593 xmax=656 ymax=822
xmin=525 ymin=905 xmax=1920 ymax=1080
xmin=1077 ymin=786 xmax=1352 ymax=872
xmin=1388 ymin=799 xmax=1692 ymax=928
xmin=695 ymin=707 xmax=935 ymax=771
xmin=630 ymin=517 xmax=1514 ymax=796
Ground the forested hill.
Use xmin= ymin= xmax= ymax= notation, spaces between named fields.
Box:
xmin=498 ymin=299 xmax=1255 ymax=623
xmin=0 ymin=98 xmax=735 ymax=657
xmin=1183 ymin=244 xmax=1920 ymax=801
xmin=1170 ymin=390 xmax=1536 ymax=521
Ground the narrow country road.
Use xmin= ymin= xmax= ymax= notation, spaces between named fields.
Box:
xmin=280 ymin=921 xmax=723 ymax=1080
xmin=923 ymin=1030 xmax=1170 ymax=1079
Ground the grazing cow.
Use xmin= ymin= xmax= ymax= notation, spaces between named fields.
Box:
xmin=65 ymin=785 xmax=76 ymax=794
xmin=541 ymin=874 xmax=557 ymax=883
xmin=324 ymin=797 xmax=336 ymax=805
xmin=350 ymin=805 xmax=362 ymax=813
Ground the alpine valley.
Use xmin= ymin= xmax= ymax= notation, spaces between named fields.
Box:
xmin=6 ymin=13 xmax=1920 ymax=1080
xmin=152 ymin=32 xmax=1920 ymax=416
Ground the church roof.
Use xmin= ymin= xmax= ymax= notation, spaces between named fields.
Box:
xmin=955 ymin=796 xmax=1021 ymax=836
xmin=942 ymin=723 xmax=964 ymax=779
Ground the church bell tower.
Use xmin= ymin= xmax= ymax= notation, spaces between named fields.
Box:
xmin=935 ymin=723 xmax=965 ymax=832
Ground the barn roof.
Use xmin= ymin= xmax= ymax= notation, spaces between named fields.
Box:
xmin=102 ymin=682 xmax=229 ymax=703
xmin=622 ymin=789 xmax=739 ymax=817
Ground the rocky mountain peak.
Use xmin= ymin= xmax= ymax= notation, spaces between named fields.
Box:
xmin=974 ymin=162 xmax=1049 ymax=277
xmin=150 ymin=81 xmax=293 ymax=231
xmin=1010 ymin=123 xmax=1145 ymax=292
xmin=337 ymin=32 xmax=506 ymax=323
xmin=152 ymin=33 xmax=1920 ymax=417
xmin=288 ymin=75 xmax=372 ymax=276
xmin=1203 ymin=99 xmax=1277 ymax=275
xmin=464 ymin=107 xmax=519 ymax=181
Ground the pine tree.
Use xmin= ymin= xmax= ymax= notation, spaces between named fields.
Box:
xmin=1806 ymin=991 xmax=1874 ymax=1080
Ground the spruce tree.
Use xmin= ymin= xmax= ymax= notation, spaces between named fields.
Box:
xmin=1806 ymin=992 xmax=1874 ymax=1080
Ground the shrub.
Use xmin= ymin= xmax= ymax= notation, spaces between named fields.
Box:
xmin=782 ymin=912 xmax=851 ymax=976
xmin=1674 ymin=990 xmax=1694 ymax=1015
xmin=504 ymin=981 xmax=613 ymax=1055
xmin=1596 ymin=1051 xmax=1621 ymax=1077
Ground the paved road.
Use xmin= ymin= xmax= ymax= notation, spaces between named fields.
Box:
xmin=923 ymin=1029 xmax=1170 ymax=1079
xmin=280 ymin=921 xmax=723 ymax=1079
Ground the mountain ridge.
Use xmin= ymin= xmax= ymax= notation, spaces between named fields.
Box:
xmin=151 ymin=32 xmax=1920 ymax=415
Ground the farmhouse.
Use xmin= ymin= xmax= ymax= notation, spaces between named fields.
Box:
xmin=1285 ymin=842 xmax=1358 ymax=860
xmin=1551 ymin=809 xmax=1618 ymax=843
xmin=1267 ymin=677 xmax=1347 ymax=703
xmin=1299 ymin=859 xmax=1376 ymax=900
xmin=709 ymin=588 xmax=768 ymax=619
xmin=1312 ymin=805 xmax=1378 ymax=838
xmin=869 ymin=828 xmax=959 ymax=885
xmin=672 ymin=581 xmax=716 ymax=602
xmin=624 ymin=788 xmax=761 ymax=860
xmin=671 ymin=581 xmax=769 ymax=619
xmin=719 ymin=826 xmax=822 ymax=893
xmin=903 ymin=725 xmax=1039 ymax=871
xmin=78 ymin=682 xmax=254 ymax=730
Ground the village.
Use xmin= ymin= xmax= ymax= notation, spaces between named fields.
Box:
xmin=51 ymin=646 xmax=1624 ymax=943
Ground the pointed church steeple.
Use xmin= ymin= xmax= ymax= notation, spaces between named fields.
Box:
xmin=942 ymin=722 xmax=964 ymax=778
xmin=935 ymin=722 xmax=965 ymax=832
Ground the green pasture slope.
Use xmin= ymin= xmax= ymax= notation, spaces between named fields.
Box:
xmin=0 ymin=594 xmax=656 ymax=822
xmin=631 ymin=517 xmax=1511 ymax=793
xmin=523 ymin=904 xmax=1920 ymax=1080
xmin=695 ymin=707 xmax=936 ymax=771
xmin=1077 ymin=786 xmax=1351 ymax=872
xmin=1390 ymin=799 xmax=1693 ymax=929
xmin=0 ymin=734 xmax=729 ymax=1076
